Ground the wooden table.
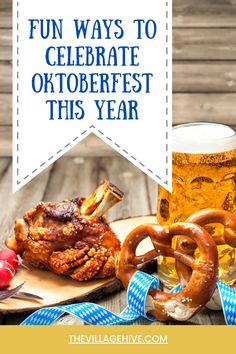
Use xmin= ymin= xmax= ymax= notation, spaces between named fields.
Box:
xmin=0 ymin=156 xmax=225 ymax=325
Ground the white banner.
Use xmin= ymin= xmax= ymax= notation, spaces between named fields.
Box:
xmin=13 ymin=0 xmax=172 ymax=192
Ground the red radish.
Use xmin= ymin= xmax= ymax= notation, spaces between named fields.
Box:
xmin=0 ymin=249 xmax=18 ymax=270
xmin=0 ymin=260 xmax=15 ymax=288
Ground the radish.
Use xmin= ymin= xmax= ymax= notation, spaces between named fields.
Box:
xmin=0 ymin=260 xmax=15 ymax=288
xmin=0 ymin=249 xmax=18 ymax=270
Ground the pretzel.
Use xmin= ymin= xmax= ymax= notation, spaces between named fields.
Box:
xmin=175 ymin=209 xmax=236 ymax=286
xmin=116 ymin=222 xmax=218 ymax=321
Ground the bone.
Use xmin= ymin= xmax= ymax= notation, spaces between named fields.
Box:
xmin=80 ymin=180 xmax=124 ymax=217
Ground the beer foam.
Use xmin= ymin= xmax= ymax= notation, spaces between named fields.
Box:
xmin=173 ymin=122 xmax=236 ymax=153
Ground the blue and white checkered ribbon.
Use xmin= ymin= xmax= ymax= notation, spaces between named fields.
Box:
xmin=21 ymin=271 xmax=236 ymax=326
xmin=217 ymin=279 xmax=236 ymax=325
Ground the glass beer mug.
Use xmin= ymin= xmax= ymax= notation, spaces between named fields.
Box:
xmin=157 ymin=122 xmax=236 ymax=288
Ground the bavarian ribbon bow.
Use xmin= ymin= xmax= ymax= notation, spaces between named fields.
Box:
xmin=21 ymin=271 xmax=236 ymax=326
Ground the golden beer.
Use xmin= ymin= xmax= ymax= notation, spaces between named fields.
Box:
xmin=157 ymin=122 xmax=236 ymax=287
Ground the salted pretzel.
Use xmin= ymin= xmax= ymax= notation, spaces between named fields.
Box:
xmin=175 ymin=209 xmax=236 ymax=287
xmin=116 ymin=222 xmax=218 ymax=321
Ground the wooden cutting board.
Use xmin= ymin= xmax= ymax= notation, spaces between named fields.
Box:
xmin=0 ymin=216 xmax=156 ymax=314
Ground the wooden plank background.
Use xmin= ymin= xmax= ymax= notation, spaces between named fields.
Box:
xmin=0 ymin=0 xmax=236 ymax=156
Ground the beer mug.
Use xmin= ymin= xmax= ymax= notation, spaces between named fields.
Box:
xmin=157 ymin=122 xmax=236 ymax=288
